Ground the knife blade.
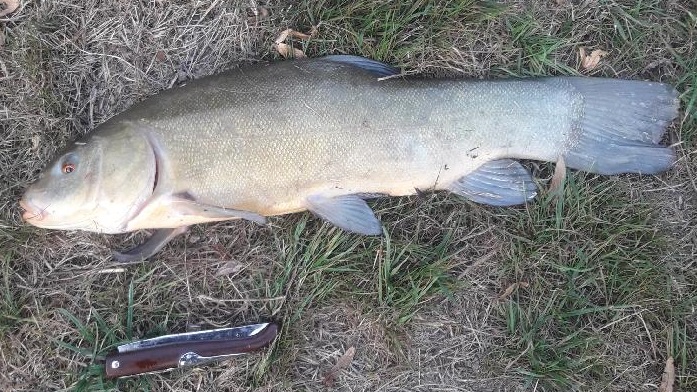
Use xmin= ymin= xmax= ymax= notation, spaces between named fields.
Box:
xmin=104 ymin=322 xmax=278 ymax=378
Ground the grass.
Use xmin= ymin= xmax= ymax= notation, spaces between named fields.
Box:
xmin=0 ymin=251 xmax=24 ymax=334
xmin=493 ymin=173 xmax=682 ymax=389
xmin=0 ymin=0 xmax=695 ymax=391
xmin=293 ymin=0 xmax=504 ymax=65
xmin=505 ymin=12 xmax=578 ymax=76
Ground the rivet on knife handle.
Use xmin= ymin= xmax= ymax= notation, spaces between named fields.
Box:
xmin=104 ymin=322 xmax=278 ymax=378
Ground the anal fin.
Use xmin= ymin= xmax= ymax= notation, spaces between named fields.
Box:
xmin=450 ymin=159 xmax=537 ymax=206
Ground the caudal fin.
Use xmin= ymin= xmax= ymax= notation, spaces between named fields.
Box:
xmin=561 ymin=77 xmax=678 ymax=175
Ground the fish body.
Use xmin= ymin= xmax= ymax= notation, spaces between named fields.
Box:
xmin=20 ymin=56 xmax=678 ymax=261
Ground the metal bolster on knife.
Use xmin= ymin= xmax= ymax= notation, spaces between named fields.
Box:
xmin=104 ymin=322 xmax=278 ymax=378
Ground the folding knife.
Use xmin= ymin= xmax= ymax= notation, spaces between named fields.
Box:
xmin=104 ymin=322 xmax=278 ymax=378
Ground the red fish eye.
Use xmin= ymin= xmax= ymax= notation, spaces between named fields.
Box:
xmin=62 ymin=163 xmax=75 ymax=174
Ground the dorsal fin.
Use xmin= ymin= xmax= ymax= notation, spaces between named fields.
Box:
xmin=322 ymin=55 xmax=400 ymax=77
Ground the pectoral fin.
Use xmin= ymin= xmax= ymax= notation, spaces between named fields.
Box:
xmin=169 ymin=195 xmax=267 ymax=225
xmin=118 ymin=195 xmax=268 ymax=262
xmin=450 ymin=159 xmax=537 ymax=206
xmin=306 ymin=194 xmax=382 ymax=235
xmin=127 ymin=193 xmax=267 ymax=231
xmin=113 ymin=227 xmax=188 ymax=263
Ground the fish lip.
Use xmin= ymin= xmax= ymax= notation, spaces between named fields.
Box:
xmin=19 ymin=198 xmax=45 ymax=221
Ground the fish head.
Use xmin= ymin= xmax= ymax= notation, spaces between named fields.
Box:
xmin=20 ymin=122 xmax=156 ymax=233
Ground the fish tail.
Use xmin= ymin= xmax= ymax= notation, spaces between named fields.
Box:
xmin=561 ymin=77 xmax=679 ymax=175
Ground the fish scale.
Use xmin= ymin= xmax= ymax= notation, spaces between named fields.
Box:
xmin=138 ymin=64 xmax=570 ymax=211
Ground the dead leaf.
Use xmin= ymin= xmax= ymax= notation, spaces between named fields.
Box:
xmin=275 ymin=42 xmax=306 ymax=59
xmin=155 ymin=50 xmax=167 ymax=62
xmin=549 ymin=155 xmax=567 ymax=194
xmin=323 ymin=346 xmax=356 ymax=387
xmin=258 ymin=6 xmax=269 ymax=19
xmin=274 ymin=28 xmax=290 ymax=44
xmin=498 ymin=282 xmax=529 ymax=301
xmin=248 ymin=6 xmax=269 ymax=20
xmin=460 ymin=249 xmax=498 ymax=278
xmin=30 ymin=134 xmax=40 ymax=152
xmin=275 ymin=28 xmax=314 ymax=43
xmin=273 ymin=28 xmax=316 ymax=59
xmin=658 ymin=357 xmax=675 ymax=392
xmin=579 ymin=47 xmax=608 ymax=71
xmin=289 ymin=30 xmax=312 ymax=40
xmin=0 ymin=0 xmax=19 ymax=17
xmin=215 ymin=260 xmax=244 ymax=276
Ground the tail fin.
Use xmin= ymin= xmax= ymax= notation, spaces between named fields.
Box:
xmin=560 ymin=77 xmax=678 ymax=175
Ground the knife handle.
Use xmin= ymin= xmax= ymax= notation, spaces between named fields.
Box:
xmin=104 ymin=323 xmax=278 ymax=378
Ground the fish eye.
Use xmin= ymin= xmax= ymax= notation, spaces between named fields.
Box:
xmin=62 ymin=163 xmax=76 ymax=174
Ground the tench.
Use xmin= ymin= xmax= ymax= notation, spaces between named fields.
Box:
xmin=19 ymin=56 xmax=678 ymax=262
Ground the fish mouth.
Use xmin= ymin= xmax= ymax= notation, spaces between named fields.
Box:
xmin=19 ymin=198 xmax=45 ymax=222
xmin=19 ymin=199 xmax=98 ymax=230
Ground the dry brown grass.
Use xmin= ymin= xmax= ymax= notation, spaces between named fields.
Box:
xmin=1 ymin=1 xmax=695 ymax=391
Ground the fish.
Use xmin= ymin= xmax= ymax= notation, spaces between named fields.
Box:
xmin=19 ymin=55 xmax=679 ymax=262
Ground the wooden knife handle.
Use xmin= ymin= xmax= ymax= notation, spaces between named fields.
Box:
xmin=104 ymin=323 xmax=278 ymax=378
